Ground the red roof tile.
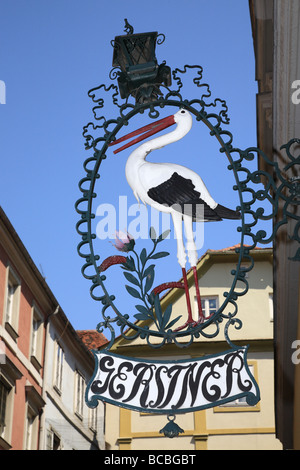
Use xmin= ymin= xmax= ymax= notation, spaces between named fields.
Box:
xmin=206 ymin=243 xmax=264 ymax=253
xmin=77 ymin=330 xmax=108 ymax=351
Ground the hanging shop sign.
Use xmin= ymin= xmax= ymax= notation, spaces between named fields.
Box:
xmin=87 ymin=347 xmax=259 ymax=413
xmin=76 ymin=20 xmax=300 ymax=437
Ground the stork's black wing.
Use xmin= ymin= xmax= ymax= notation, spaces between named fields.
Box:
xmin=147 ymin=172 xmax=240 ymax=221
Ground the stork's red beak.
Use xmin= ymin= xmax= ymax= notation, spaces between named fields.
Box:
xmin=109 ymin=114 xmax=176 ymax=154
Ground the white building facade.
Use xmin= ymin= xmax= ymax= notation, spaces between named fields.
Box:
xmin=39 ymin=309 xmax=105 ymax=450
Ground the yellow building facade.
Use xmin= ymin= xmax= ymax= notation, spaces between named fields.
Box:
xmin=103 ymin=246 xmax=282 ymax=450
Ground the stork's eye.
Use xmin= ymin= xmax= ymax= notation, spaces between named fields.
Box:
xmin=180 ymin=110 xmax=186 ymax=114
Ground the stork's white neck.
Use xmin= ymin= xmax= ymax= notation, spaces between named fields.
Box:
xmin=130 ymin=116 xmax=192 ymax=162
xmin=124 ymin=110 xmax=193 ymax=204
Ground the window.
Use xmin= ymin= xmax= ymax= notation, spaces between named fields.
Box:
xmin=219 ymin=395 xmax=249 ymax=407
xmin=199 ymin=296 xmax=219 ymax=319
xmin=46 ymin=429 xmax=61 ymax=450
xmin=4 ymin=266 xmax=21 ymax=340
xmin=54 ymin=342 xmax=64 ymax=394
xmin=89 ymin=406 xmax=97 ymax=432
xmin=6 ymin=282 xmax=15 ymax=323
xmin=0 ymin=359 xmax=22 ymax=448
xmin=0 ymin=380 xmax=9 ymax=432
xmin=269 ymin=293 xmax=274 ymax=322
xmin=30 ymin=305 xmax=44 ymax=371
xmin=240 ymin=264 xmax=249 ymax=278
xmin=0 ymin=340 xmax=5 ymax=364
xmin=24 ymin=384 xmax=45 ymax=450
xmin=0 ymin=373 xmax=15 ymax=447
xmin=52 ymin=432 xmax=61 ymax=450
xmin=25 ymin=406 xmax=36 ymax=450
xmin=215 ymin=363 xmax=260 ymax=412
xmin=75 ymin=370 xmax=85 ymax=419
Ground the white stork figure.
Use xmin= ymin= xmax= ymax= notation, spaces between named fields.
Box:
xmin=109 ymin=109 xmax=240 ymax=330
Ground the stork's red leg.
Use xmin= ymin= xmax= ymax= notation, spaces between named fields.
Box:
xmin=193 ymin=266 xmax=204 ymax=323
xmin=174 ymin=268 xmax=196 ymax=331
xmin=182 ymin=268 xmax=193 ymax=322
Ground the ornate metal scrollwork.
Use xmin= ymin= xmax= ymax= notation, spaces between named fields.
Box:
xmin=76 ymin=59 xmax=300 ymax=351
xmin=76 ymin=20 xmax=299 ymax=353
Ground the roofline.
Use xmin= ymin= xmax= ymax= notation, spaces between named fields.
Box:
xmin=159 ymin=244 xmax=273 ymax=307
xmin=0 ymin=206 xmax=60 ymax=312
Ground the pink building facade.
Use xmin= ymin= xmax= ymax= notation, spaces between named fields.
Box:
xmin=0 ymin=208 xmax=48 ymax=449
xmin=0 ymin=207 xmax=106 ymax=450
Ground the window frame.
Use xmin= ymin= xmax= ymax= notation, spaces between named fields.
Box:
xmin=53 ymin=341 xmax=64 ymax=395
xmin=30 ymin=303 xmax=44 ymax=371
xmin=0 ymin=359 xmax=21 ymax=449
xmin=0 ymin=378 xmax=10 ymax=432
xmin=3 ymin=265 xmax=21 ymax=341
xmin=46 ymin=428 xmax=62 ymax=450
xmin=74 ymin=369 xmax=85 ymax=419
xmin=89 ymin=405 xmax=97 ymax=433
xmin=214 ymin=362 xmax=260 ymax=413
xmin=269 ymin=292 xmax=274 ymax=322
xmin=197 ymin=295 xmax=219 ymax=319
xmin=24 ymin=404 xmax=39 ymax=450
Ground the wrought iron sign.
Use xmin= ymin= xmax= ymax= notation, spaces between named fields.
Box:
xmin=76 ymin=20 xmax=300 ymax=437
xmin=87 ymin=348 xmax=258 ymax=413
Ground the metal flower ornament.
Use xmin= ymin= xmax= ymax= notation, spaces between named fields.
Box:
xmin=100 ymin=227 xmax=185 ymax=334
xmin=112 ymin=230 xmax=135 ymax=252
xmin=76 ymin=20 xmax=300 ymax=436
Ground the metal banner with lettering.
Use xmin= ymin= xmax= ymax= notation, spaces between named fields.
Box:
xmin=86 ymin=347 xmax=260 ymax=414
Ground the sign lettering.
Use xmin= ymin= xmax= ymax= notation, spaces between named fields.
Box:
xmin=86 ymin=347 xmax=259 ymax=413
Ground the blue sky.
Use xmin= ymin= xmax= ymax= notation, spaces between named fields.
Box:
xmin=0 ymin=1 xmax=263 ymax=332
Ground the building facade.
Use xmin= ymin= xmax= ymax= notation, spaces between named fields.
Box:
xmin=0 ymin=207 xmax=105 ymax=450
xmin=0 ymin=207 xmax=46 ymax=449
xmin=249 ymin=0 xmax=300 ymax=449
xmin=103 ymin=246 xmax=282 ymax=450
xmin=40 ymin=310 xmax=106 ymax=450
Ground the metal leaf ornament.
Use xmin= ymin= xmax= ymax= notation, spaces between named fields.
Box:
xmin=159 ymin=415 xmax=184 ymax=439
xmin=98 ymin=228 xmax=183 ymax=331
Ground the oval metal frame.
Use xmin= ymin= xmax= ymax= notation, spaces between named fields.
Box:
xmin=76 ymin=65 xmax=274 ymax=349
